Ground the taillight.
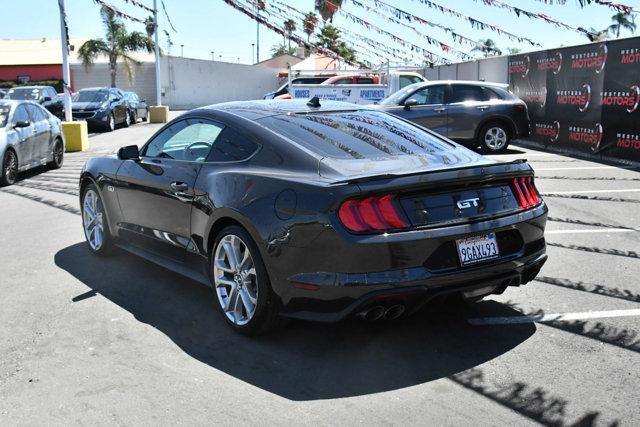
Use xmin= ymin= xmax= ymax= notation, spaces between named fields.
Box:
xmin=510 ymin=177 xmax=541 ymax=209
xmin=338 ymin=194 xmax=409 ymax=233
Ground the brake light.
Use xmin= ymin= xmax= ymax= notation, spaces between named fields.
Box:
xmin=338 ymin=194 xmax=409 ymax=233
xmin=510 ymin=177 xmax=541 ymax=209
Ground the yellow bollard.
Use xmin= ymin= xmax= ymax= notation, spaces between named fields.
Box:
xmin=148 ymin=106 xmax=170 ymax=123
xmin=61 ymin=121 xmax=89 ymax=152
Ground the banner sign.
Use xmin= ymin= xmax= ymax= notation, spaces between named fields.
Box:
xmin=509 ymin=37 xmax=640 ymax=163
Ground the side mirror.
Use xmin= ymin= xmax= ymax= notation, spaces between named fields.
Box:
xmin=403 ymin=99 xmax=418 ymax=110
xmin=43 ymin=96 xmax=52 ymax=102
xmin=14 ymin=120 xmax=31 ymax=128
xmin=117 ymin=145 xmax=140 ymax=160
xmin=140 ymin=99 xmax=146 ymax=103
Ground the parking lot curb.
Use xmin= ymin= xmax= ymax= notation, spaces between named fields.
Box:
xmin=149 ymin=106 xmax=169 ymax=123
xmin=61 ymin=121 xmax=89 ymax=152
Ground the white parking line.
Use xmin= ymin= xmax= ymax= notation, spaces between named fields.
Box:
xmin=468 ymin=309 xmax=640 ymax=325
xmin=545 ymin=228 xmax=636 ymax=234
xmin=536 ymin=166 xmax=616 ymax=171
xmin=542 ymin=189 xmax=640 ymax=195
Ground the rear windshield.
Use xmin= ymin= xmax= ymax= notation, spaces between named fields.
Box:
xmin=257 ymin=110 xmax=454 ymax=159
xmin=73 ymin=90 xmax=108 ymax=103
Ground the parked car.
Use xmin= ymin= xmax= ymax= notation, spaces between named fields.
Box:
xmin=72 ymin=87 xmax=130 ymax=132
xmin=0 ymin=89 xmax=6 ymax=99
xmin=4 ymin=85 xmax=64 ymax=119
xmin=320 ymin=74 xmax=381 ymax=85
xmin=0 ymin=100 xmax=65 ymax=186
xmin=264 ymin=76 xmax=333 ymax=99
xmin=376 ymin=80 xmax=530 ymax=152
xmin=79 ymin=99 xmax=547 ymax=335
xmin=123 ymin=91 xmax=149 ymax=123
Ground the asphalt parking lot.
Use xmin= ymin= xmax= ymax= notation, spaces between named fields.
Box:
xmin=1 ymin=116 xmax=638 ymax=425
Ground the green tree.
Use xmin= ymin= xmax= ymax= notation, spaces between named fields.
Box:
xmin=284 ymin=19 xmax=297 ymax=50
xmin=315 ymin=0 xmax=343 ymax=22
xmin=608 ymin=12 xmax=636 ymax=38
xmin=78 ymin=6 xmax=155 ymax=87
xmin=271 ymin=44 xmax=296 ymax=57
xmin=302 ymin=12 xmax=319 ymax=42
xmin=471 ymin=39 xmax=501 ymax=57
xmin=506 ymin=47 xmax=521 ymax=55
xmin=317 ymin=25 xmax=356 ymax=63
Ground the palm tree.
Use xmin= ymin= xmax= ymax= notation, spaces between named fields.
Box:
xmin=315 ymin=0 xmax=343 ymax=22
xmin=317 ymin=25 xmax=356 ymax=62
xmin=284 ymin=19 xmax=297 ymax=50
xmin=472 ymin=39 xmax=501 ymax=57
xmin=271 ymin=44 xmax=296 ymax=57
xmin=582 ymin=27 xmax=609 ymax=42
xmin=78 ymin=5 xmax=155 ymax=87
xmin=302 ymin=12 xmax=318 ymax=42
xmin=608 ymin=12 xmax=636 ymax=38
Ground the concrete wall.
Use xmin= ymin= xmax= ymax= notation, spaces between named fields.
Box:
xmin=161 ymin=57 xmax=280 ymax=109
xmin=71 ymin=62 xmax=156 ymax=103
xmin=71 ymin=56 xmax=281 ymax=110
xmin=425 ymin=56 xmax=509 ymax=84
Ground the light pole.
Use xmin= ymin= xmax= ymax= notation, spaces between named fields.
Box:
xmin=152 ymin=0 xmax=161 ymax=106
xmin=256 ymin=4 xmax=260 ymax=62
xmin=180 ymin=44 xmax=184 ymax=57
xmin=57 ymin=0 xmax=72 ymax=122
xmin=211 ymin=51 xmax=214 ymax=61
xmin=251 ymin=43 xmax=255 ymax=64
xmin=219 ymin=54 xmax=222 ymax=61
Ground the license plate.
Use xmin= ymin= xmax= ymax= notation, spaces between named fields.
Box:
xmin=456 ymin=233 xmax=499 ymax=266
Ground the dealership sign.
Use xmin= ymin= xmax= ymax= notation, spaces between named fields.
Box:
xmin=510 ymin=38 xmax=640 ymax=162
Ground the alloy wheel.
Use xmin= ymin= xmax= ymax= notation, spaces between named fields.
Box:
xmin=213 ymin=234 xmax=259 ymax=326
xmin=53 ymin=141 xmax=64 ymax=167
xmin=125 ymin=111 xmax=131 ymax=126
xmin=484 ymin=127 xmax=508 ymax=150
xmin=3 ymin=150 xmax=18 ymax=184
xmin=83 ymin=189 xmax=104 ymax=251
xmin=108 ymin=114 xmax=115 ymax=131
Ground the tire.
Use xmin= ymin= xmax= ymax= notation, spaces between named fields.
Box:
xmin=81 ymin=183 xmax=113 ymax=256
xmin=123 ymin=110 xmax=131 ymax=128
xmin=0 ymin=149 xmax=18 ymax=186
xmin=47 ymin=138 xmax=64 ymax=170
xmin=211 ymin=225 xmax=281 ymax=335
xmin=104 ymin=113 xmax=115 ymax=132
xmin=479 ymin=122 xmax=510 ymax=153
xmin=130 ymin=110 xmax=138 ymax=125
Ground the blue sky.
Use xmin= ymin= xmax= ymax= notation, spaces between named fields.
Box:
xmin=0 ymin=0 xmax=633 ymax=65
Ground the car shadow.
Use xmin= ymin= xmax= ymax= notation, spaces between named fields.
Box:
xmin=55 ymin=243 xmax=535 ymax=401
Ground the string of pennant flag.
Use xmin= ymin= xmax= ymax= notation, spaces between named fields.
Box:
xmin=92 ymin=0 xmax=147 ymax=24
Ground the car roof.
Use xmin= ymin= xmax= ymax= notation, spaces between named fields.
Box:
xmin=196 ymin=99 xmax=371 ymax=120
xmin=8 ymin=85 xmax=52 ymax=90
xmin=78 ymin=87 xmax=110 ymax=91
xmin=414 ymin=80 xmax=509 ymax=89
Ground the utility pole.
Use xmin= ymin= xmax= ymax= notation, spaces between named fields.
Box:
xmin=57 ymin=0 xmax=72 ymax=122
xmin=180 ymin=44 xmax=184 ymax=57
xmin=251 ymin=43 xmax=255 ymax=64
xmin=256 ymin=4 xmax=260 ymax=63
xmin=153 ymin=0 xmax=162 ymax=106
xmin=211 ymin=51 xmax=214 ymax=61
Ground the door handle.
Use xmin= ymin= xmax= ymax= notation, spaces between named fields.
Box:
xmin=170 ymin=182 xmax=189 ymax=192
xmin=477 ymin=106 xmax=489 ymax=111
xmin=433 ymin=107 xmax=447 ymax=112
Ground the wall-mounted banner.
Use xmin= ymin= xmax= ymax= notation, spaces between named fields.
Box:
xmin=509 ymin=37 xmax=640 ymax=163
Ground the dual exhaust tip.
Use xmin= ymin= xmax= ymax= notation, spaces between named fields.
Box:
xmin=357 ymin=304 xmax=405 ymax=322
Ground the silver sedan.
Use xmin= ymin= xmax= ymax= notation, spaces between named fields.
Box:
xmin=0 ymin=99 xmax=65 ymax=186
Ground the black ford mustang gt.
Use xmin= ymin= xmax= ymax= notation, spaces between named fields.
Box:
xmin=80 ymin=100 xmax=547 ymax=334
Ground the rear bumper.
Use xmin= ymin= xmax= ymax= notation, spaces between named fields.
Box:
xmin=272 ymin=204 xmax=548 ymax=322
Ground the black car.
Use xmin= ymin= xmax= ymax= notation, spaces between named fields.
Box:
xmin=5 ymin=85 xmax=63 ymax=118
xmin=123 ymin=91 xmax=148 ymax=124
xmin=79 ymin=100 xmax=547 ymax=335
xmin=377 ymin=81 xmax=530 ymax=152
xmin=72 ymin=87 xmax=130 ymax=131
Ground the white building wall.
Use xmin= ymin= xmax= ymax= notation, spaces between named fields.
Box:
xmin=479 ymin=57 xmax=509 ymax=83
xmin=160 ymin=56 xmax=280 ymax=109
xmin=71 ymin=62 xmax=156 ymax=103
xmin=425 ymin=56 xmax=509 ymax=84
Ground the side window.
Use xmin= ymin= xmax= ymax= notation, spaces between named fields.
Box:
xmin=12 ymin=105 xmax=30 ymax=124
xmin=143 ymin=118 xmax=223 ymax=162
xmin=26 ymin=104 xmax=46 ymax=122
xmin=206 ymin=127 xmax=259 ymax=162
xmin=399 ymin=76 xmax=413 ymax=89
xmin=448 ymin=85 xmax=490 ymax=103
xmin=47 ymin=88 xmax=56 ymax=99
xmin=482 ymin=87 xmax=502 ymax=100
xmin=333 ymin=78 xmax=352 ymax=85
xmin=410 ymin=85 xmax=446 ymax=105
xmin=358 ymin=77 xmax=374 ymax=84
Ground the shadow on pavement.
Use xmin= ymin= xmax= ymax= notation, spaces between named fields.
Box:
xmin=55 ymin=242 xmax=535 ymax=401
